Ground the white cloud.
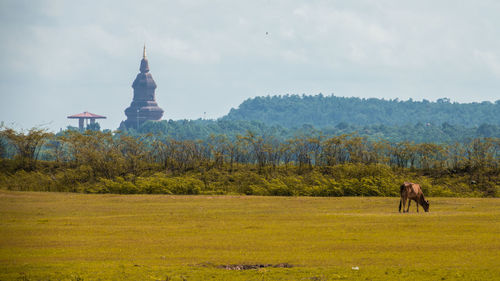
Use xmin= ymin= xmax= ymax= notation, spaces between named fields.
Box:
xmin=1 ymin=0 xmax=500 ymax=131
xmin=156 ymin=37 xmax=221 ymax=64
xmin=474 ymin=50 xmax=500 ymax=78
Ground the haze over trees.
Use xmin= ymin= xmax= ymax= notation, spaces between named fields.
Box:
xmin=136 ymin=118 xmax=500 ymax=144
xmin=223 ymin=95 xmax=500 ymax=128
xmin=132 ymin=95 xmax=500 ymax=143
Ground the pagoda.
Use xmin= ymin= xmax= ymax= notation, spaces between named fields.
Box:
xmin=122 ymin=46 xmax=164 ymax=129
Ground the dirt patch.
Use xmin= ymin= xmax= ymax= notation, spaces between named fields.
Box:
xmin=218 ymin=263 xmax=293 ymax=270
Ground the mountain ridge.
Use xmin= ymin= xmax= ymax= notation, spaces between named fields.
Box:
xmin=221 ymin=94 xmax=500 ymax=128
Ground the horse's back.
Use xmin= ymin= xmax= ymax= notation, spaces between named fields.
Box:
xmin=401 ymin=182 xmax=422 ymax=198
xmin=410 ymin=183 xmax=423 ymax=196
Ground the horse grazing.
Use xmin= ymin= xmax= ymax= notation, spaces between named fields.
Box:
xmin=399 ymin=182 xmax=429 ymax=213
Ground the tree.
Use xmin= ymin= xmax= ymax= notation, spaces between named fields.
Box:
xmin=242 ymin=131 xmax=270 ymax=173
xmin=0 ymin=127 xmax=52 ymax=170
xmin=321 ymin=134 xmax=350 ymax=165
xmin=86 ymin=122 xmax=101 ymax=131
xmin=390 ymin=141 xmax=416 ymax=168
xmin=477 ymin=124 xmax=499 ymax=138
xmin=60 ymin=130 xmax=124 ymax=178
xmin=118 ymin=133 xmax=152 ymax=176
xmin=207 ymin=135 xmax=228 ymax=169
xmin=0 ymin=134 xmax=7 ymax=159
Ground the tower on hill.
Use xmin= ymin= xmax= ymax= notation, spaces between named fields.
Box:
xmin=122 ymin=45 xmax=164 ymax=129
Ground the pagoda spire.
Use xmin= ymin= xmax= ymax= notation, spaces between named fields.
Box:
xmin=139 ymin=45 xmax=150 ymax=73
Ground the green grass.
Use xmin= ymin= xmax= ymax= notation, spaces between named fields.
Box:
xmin=0 ymin=190 xmax=499 ymax=280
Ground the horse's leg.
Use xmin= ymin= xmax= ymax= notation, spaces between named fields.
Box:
xmin=406 ymin=200 xmax=411 ymax=213
xmin=402 ymin=196 xmax=406 ymax=213
xmin=416 ymin=199 xmax=419 ymax=213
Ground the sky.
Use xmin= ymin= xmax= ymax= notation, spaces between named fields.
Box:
xmin=1 ymin=0 xmax=500 ymax=131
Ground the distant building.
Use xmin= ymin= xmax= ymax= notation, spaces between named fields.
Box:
xmin=67 ymin=111 xmax=106 ymax=131
xmin=122 ymin=46 xmax=164 ymax=129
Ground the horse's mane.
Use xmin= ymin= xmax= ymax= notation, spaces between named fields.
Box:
xmin=419 ymin=193 xmax=426 ymax=202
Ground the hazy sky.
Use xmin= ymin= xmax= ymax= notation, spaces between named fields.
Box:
xmin=1 ymin=0 xmax=500 ymax=131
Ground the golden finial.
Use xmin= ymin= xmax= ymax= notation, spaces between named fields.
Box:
xmin=143 ymin=44 xmax=147 ymax=59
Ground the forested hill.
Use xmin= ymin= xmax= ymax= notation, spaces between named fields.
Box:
xmin=222 ymin=95 xmax=500 ymax=128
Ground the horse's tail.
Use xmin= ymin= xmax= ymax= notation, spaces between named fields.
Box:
xmin=399 ymin=184 xmax=405 ymax=213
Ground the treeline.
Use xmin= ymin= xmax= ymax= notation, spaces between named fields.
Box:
xmin=132 ymin=119 xmax=500 ymax=144
xmin=223 ymin=94 xmax=500 ymax=128
xmin=1 ymin=127 xmax=498 ymax=197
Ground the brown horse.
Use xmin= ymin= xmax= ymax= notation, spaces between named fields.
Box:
xmin=399 ymin=182 xmax=429 ymax=213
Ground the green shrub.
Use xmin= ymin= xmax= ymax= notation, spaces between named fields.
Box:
xmin=1 ymin=170 xmax=54 ymax=191
xmin=96 ymin=177 xmax=140 ymax=194
xmin=136 ymin=173 xmax=173 ymax=194
xmin=166 ymin=176 xmax=203 ymax=195
xmin=266 ymin=179 xmax=293 ymax=196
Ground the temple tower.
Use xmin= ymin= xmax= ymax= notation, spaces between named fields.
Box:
xmin=123 ymin=46 xmax=164 ymax=129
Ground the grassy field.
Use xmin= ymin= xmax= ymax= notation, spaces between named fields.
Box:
xmin=0 ymin=190 xmax=499 ymax=280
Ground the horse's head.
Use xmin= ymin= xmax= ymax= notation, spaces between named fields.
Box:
xmin=422 ymin=200 xmax=430 ymax=212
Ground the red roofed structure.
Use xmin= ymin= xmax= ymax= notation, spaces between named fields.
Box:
xmin=67 ymin=111 xmax=106 ymax=131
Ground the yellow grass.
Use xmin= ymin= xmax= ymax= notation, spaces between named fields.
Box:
xmin=0 ymin=190 xmax=499 ymax=280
